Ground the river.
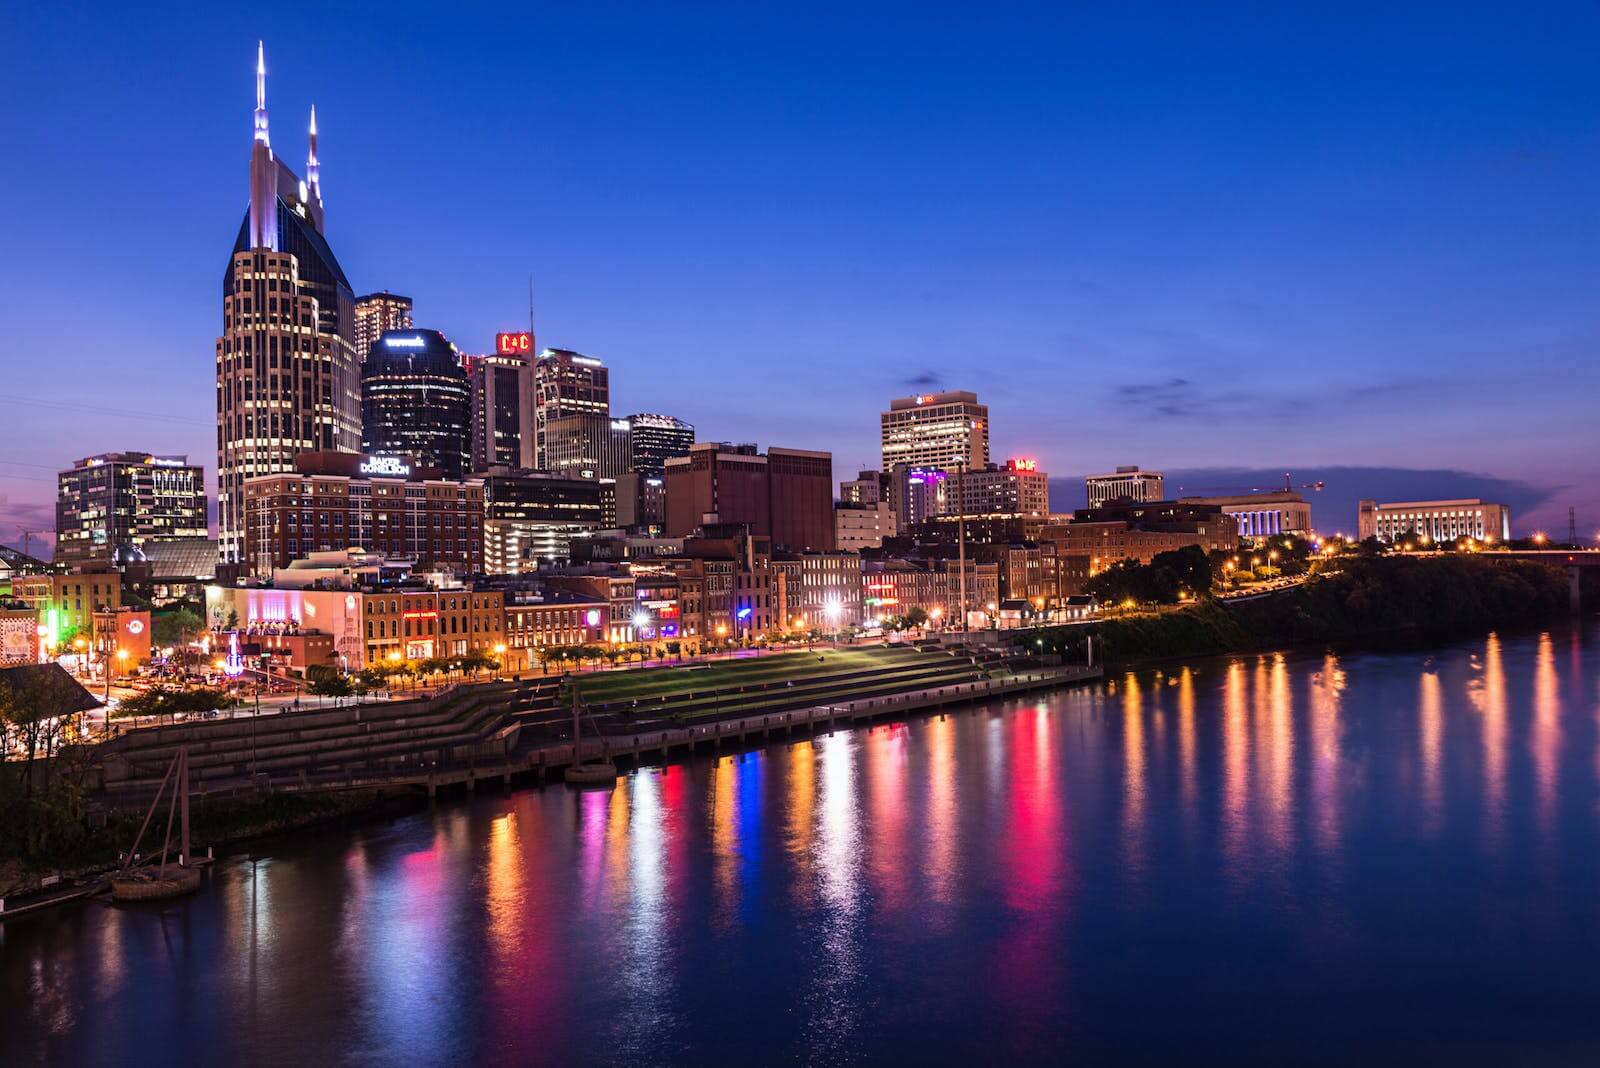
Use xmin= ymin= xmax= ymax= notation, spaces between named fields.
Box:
xmin=5 ymin=624 xmax=1600 ymax=1064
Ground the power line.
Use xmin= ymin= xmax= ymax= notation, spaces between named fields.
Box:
xmin=6 ymin=394 xmax=209 ymax=426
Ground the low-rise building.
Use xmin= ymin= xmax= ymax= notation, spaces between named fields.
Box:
xmin=500 ymin=588 xmax=609 ymax=671
xmin=1086 ymin=466 xmax=1164 ymax=507
xmin=1040 ymin=500 xmax=1239 ymax=590
xmin=243 ymin=451 xmax=484 ymax=576
xmin=1179 ymin=491 xmax=1312 ymax=539
xmin=774 ymin=551 xmax=863 ymax=631
xmin=1358 ymin=498 xmax=1511 ymax=544
xmin=12 ymin=567 xmax=122 ymax=654
xmin=834 ymin=501 xmax=896 ymax=552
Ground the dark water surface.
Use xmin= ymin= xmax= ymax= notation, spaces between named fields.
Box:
xmin=6 ymin=625 xmax=1600 ymax=1065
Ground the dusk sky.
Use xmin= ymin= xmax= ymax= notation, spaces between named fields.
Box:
xmin=3 ymin=4 xmax=1597 ymax=548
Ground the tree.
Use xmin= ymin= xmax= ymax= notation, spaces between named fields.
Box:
xmin=1150 ymin=545 xmax=1213 ymax=597
xmin=356 ymin=667 xmax=390 ymax=693
xmin=112 ymin=685 xmax=236 ymax=722
xmin=154 ymin=605 xmax=205 ymax=646
xmin=902 ymin=606 xmax=930 ymax=629
xmin=306 ymin=665 xmax=353 ymax=701
xmin=1086 ymin=559 xmax=1183 ymax=606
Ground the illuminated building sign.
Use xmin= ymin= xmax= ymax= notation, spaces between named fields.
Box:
xmin=359 ymin=456 xmax=411 ymax=477
xmin=125 ymin=618 xmax=145 ymax=636
xmin=1007 ymin=458 xmax=1038 ymax=472
xmin=384 ymin=335 xmax=427 ymax=349
xmin=496 ymin=331 xmax=534 ymax=355
xmin=584 ymin=609 xmax=602 ymax=627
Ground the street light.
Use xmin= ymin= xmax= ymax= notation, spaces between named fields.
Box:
xmin=632 ymin=610 xmax=650 ymax=666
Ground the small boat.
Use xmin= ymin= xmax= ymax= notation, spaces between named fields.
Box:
xmin=109 ymin=864 xmax=201 ymax=901
xmin=110 ymin=746 xmax=205 ymax=902
xmin=563 ymin=686 xmax=617 ymax=786
xmin=564 ymin=761 xmax=619 ymax=787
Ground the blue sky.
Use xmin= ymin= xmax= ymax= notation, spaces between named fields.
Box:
xmin=2 ymin=3 xmax=1596 ymax=546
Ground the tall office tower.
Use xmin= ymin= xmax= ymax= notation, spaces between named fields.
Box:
xmin=466 ymin=351 xmax=535 ymax=471
xmin=626 ymin=413 xmax=695 ymax=477
xmin=353 ymin=291 xmax=413 ymax=361
xmin=880 ymin=390 xmax=989 ymax=472
xmin=543 ymin=414 xmax=631 ymax=480
xmin=55 ymin=453 xmax=208 ymax=564
xmin=533 ymin=348 xmax=609 ymax=468
xmin=1085 ymin=465 xmax=1164 ymax=507
xmin=361 ymin=330 xmax=472 ymax=479
xmin=217 ymin=44 xmax=361 ymax=564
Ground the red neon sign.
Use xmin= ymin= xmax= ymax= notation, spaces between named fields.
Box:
xmin=1007 ymin=458 xmax=1038 ymax=472
xmin=496 ymin=332 xmax=534 ymax=356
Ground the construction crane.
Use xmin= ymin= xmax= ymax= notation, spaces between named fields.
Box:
xmin=1176 ymin=473 xmax=1325 ymax=496
xmin=15 ymin=527 xmax=44 ymax=561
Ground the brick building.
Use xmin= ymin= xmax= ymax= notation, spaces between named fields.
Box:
xmin=243 ymin=451 xmax=484 ymax=575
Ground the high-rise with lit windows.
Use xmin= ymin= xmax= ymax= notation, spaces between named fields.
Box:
xmin=216 ymin=44 xmax=361 ymax=564
xmin=880 ymin=390 xmax=989 ymax=472
xmin=353 ymin=291 xmax=413 ymax=361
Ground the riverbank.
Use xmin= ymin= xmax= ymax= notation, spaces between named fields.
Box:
xmin=0 ymin=789 xmax=420 ymax=909
xmin=1051 ymin=554 xmax=1574 ymax=667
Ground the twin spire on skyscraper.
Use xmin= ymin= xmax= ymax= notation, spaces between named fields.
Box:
xmin=254 ymin=41 xmax=270 ymax=147
xmin=252 ymin=43 xmax=322 ymax=205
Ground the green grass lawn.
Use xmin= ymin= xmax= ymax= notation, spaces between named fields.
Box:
xmin=571 ymin=646 xmax=936 ymax=704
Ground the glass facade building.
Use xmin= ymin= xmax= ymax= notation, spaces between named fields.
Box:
xmin=361 ymin=330 xmax=472 ymax=480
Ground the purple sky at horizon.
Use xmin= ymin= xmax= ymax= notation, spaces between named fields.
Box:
xmin=2 ymin=5 xmax=1597 ymax=552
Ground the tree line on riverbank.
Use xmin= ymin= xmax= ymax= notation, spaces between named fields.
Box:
xmin=1022 ymin=555 xmax=1572 ymax=665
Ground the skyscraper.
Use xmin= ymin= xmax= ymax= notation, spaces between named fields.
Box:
xmin=626 ymin=413 xmax=695 ymax=477
xmin=55 ymin=454 xmax=208 ymax=565
xmin=880 ymin=390 xmax=989 ymax=472
xmin=353 ymin=292 xmax=413 ymax=362
xmin=216 ymin=44 xmax=361 ymax=564
xmin=466 ymin=351 xmax=535 ymax=472
xmin=533 ymin=348 xmax=609 ymax=469
xmin=361 ymin=330 xmax=472 ymax=480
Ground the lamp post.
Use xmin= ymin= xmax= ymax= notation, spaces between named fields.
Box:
xmin=632 ymin=611 xmax=650 ymax=667
xmin=824 ymin=599 xmax=842 ymax=649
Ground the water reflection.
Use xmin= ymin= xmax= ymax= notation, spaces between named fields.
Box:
xmin=1471 ymin=634 xmax=1509 ymax=844
xmin=805 ymin=731 xmax=863 ymax=1057
xmin=1533 ymin=633 xmax=1561 ymax=833
xmin=1418 ymin=671 xmax=1443 ymax=832
xmin=4 ymin=624 xmax=1599 ymax=1064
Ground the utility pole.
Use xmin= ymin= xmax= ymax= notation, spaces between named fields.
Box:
xmin=957 ymin=513 xmax=967 ymax=632
xmin=1569 ymin=506 xmax=1578 ymax=548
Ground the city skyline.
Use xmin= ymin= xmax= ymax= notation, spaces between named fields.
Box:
xmin=4 ymin=7 xmax=1599 ymax=551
